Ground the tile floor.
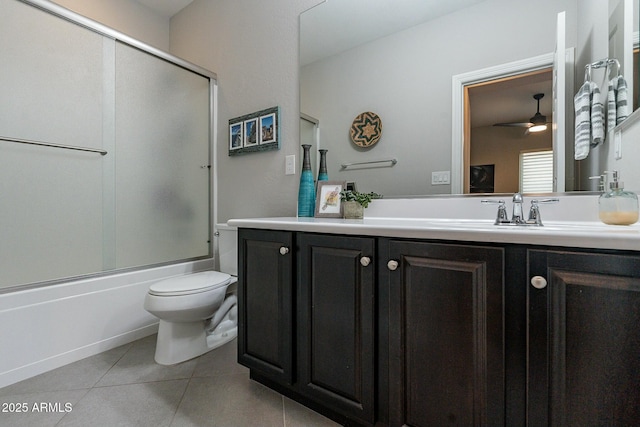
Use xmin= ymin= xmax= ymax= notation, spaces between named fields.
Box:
xmin=0 ymin=335 xmax=340 ymax=427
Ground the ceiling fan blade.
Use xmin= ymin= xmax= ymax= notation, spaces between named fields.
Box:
xmin=492 ymin=94 xmax=549 ymax=130
xmin=493 ymin=122 xmax=533 ymax=128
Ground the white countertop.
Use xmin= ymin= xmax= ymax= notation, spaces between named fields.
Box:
xmin=228 ymin=195 xmax=640 ymax=252
xmin=227 ymin=216 xmax=640 ymax=252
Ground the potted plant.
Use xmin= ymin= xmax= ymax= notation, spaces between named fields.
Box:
xmin=340 ymin=190 xmax=382 ymax=219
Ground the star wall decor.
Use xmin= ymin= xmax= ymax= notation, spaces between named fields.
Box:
xmin=350 ymin=111 xmax=382 ymax=147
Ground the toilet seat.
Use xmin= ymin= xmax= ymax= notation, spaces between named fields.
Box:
xmin=149 ymin=271 xmax=232 ymax=296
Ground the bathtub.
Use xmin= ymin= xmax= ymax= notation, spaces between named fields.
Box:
xmin=0 ymin=258 xmax=214 ymax=388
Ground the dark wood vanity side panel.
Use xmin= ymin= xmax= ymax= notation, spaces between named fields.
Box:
xmin=527 ymin=249 xmax=640 ymax=427
xmin=238 ymin=228 xmax=294 ymax=385
xmin=385 ymin=240 xmax=505 ymax=427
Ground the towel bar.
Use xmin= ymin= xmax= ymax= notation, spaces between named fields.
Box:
xmin=0 ymin=136 xmax=107 ymax=156
xmin=341 ymin=158 xmax=397 ymax=169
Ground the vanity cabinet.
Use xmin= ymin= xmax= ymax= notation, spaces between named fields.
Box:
xmin=381 ymin=239 xmax=506 ymax=426
xmin=527 ymin=249 xmax=640 ymax=427
xmin=237 ymin=226 xmax=640 ymax=427
xmin=238 ymin=229 xmax=376 ymax=425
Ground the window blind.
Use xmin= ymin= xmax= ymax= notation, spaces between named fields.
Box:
xmin=520 ymin=150 xmax=553 ymax=193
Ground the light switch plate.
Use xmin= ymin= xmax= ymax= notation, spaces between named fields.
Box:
xmin=285 ymin=155 xmax=296 ymax=175
xmin=431 ymin=171 xmax=450 ymax=185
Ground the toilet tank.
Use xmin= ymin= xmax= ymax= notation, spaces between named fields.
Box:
xmin=216 ymin=224 xmax=237 ymax=276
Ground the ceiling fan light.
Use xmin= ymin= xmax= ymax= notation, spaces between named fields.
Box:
xmin=529 ymin=124 xmax=547 ymax=133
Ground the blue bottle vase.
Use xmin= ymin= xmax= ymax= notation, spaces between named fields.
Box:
xmin=298 ymin=144 xmax=316 ymax=217
xmin=317 ymin=149 xmax=328 ymax=182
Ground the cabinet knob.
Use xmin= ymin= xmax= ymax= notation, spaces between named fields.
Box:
xmin=360 ymin=257 xmax=371 ymax=267
xmin=530 ymin=276 xmax=547 ymax=289
xmin=387 ymin=260 xmax=399 ymax=271
xmin=279 ymin=246 xmax=289 ymax=255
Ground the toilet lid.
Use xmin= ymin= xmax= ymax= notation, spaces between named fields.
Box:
xmin=148 ymin=271 xmax=232 ymax=296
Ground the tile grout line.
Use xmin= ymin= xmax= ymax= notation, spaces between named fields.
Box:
xmin=168 ymin=376 xmax=193 ymax=427
xmin=53 ymin=342 xmax=135 ymax=427
xmin=91 ymin=341 xmax=135 ymax=389
xmin=53 ymin=387 xmax=92 ymax=427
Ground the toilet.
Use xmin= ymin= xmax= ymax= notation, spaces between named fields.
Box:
xmin=144 ymin=226 xmax=238 ymax=365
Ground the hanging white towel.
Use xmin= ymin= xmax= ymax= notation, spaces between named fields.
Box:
xmin=607 ymin=75 xmax=619 ymax=133
xmin=606 ymin=75 xmax=630 ymax=133
xmin=574 ymin=81 xmax=591 ymax=160
xmin=615 ymin=76 xmax=629 ymax=125
xmin=591 ymin=82 xmax=605 ymax=146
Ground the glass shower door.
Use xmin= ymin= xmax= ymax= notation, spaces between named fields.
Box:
xmin=0 ymin=0 xmax=105 ymax=287
xmin=114 ymin=42 xmax=211 ymax=269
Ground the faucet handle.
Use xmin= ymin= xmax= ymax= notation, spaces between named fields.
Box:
xmin=527 ymin=198 xmax=559 ymax=226
xmin=481 ymin=199 xmax=509 ymax=224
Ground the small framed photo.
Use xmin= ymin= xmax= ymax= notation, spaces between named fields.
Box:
xmin=244 ymin=118 xmax=258 ymax=147
xmin=315 ymin=181 xmax=346 ymax=218
xmin=259 ymin=113 xmax=276 ymax=144
xmin=229 ymin=122 xmax=243 ymax=151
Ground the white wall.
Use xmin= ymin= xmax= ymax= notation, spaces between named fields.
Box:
xmin=52 ymin=0 xmax=170 ymax=50
xmin=170 ymin=0 xmax=323 ymax=222
xmin=300 ymin=0 xmax=577 ymax=196
xmin=608 ymin=109 xmax=640 ymax=193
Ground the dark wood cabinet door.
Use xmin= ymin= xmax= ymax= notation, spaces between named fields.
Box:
xmin=237 ymin=229 xmax=294 ymax=385
xmin=527 ymin=250 xmax=640 ymax=427
xmin=297 ymin=233 xmax=376 ymax=424
xmin=383 ymin=240 xmax=505 ymax=427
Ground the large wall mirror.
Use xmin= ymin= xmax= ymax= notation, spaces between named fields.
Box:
xmin=300 ymin=0 xmax=639 ymax=198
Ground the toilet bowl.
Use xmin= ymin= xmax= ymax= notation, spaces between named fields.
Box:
xmin=144 ymin=225 xmax=238 ymax=365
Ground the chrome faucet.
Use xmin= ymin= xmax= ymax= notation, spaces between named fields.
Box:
xmin=482 ymin=193 xmax=559 ymax=226
xmin=511 ymin=193 xmax=525 ymax=224
xmin=526 ymin=198 xmax=560 ymax=225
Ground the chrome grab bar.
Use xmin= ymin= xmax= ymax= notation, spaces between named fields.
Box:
xmin=340 ymin=158 xmax=397 ymax=169
xmin=0 ymin=136 xmax=107 ymax=156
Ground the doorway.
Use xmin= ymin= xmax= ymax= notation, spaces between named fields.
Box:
xmin=466 ymin=69 xmax=553 ymax=194
xmin=451 ymin=53 xmax=555 ymax=194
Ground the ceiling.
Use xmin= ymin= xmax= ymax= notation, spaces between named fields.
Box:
xmin=300 ymin=0 xmax=488 ymax=66
xmin=469 ymin=70 xmax=553 ymax=128
xmin=135 ymin=0 xmax=193 ymax=17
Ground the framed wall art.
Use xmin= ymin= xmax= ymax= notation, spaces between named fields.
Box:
xmin=229 ymin=106 xmax=280 ymax=156
xmin=229 ymin=122 xmax=243 ymax=151
xmin=315 ymin=181 xmax=346 ymax=218
xmin=470 ymin=164 xmax=495 ymax=193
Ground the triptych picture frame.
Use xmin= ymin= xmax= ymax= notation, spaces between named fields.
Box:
xmin=229 ymin=106 xmax=280 ymax=156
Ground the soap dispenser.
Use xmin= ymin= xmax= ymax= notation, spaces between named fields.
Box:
xmin=598 ymin=170 xmax=639 ymax=225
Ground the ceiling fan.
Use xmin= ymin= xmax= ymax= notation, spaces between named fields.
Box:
xmin=493 ymin=93 xmax=549 ymax=133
